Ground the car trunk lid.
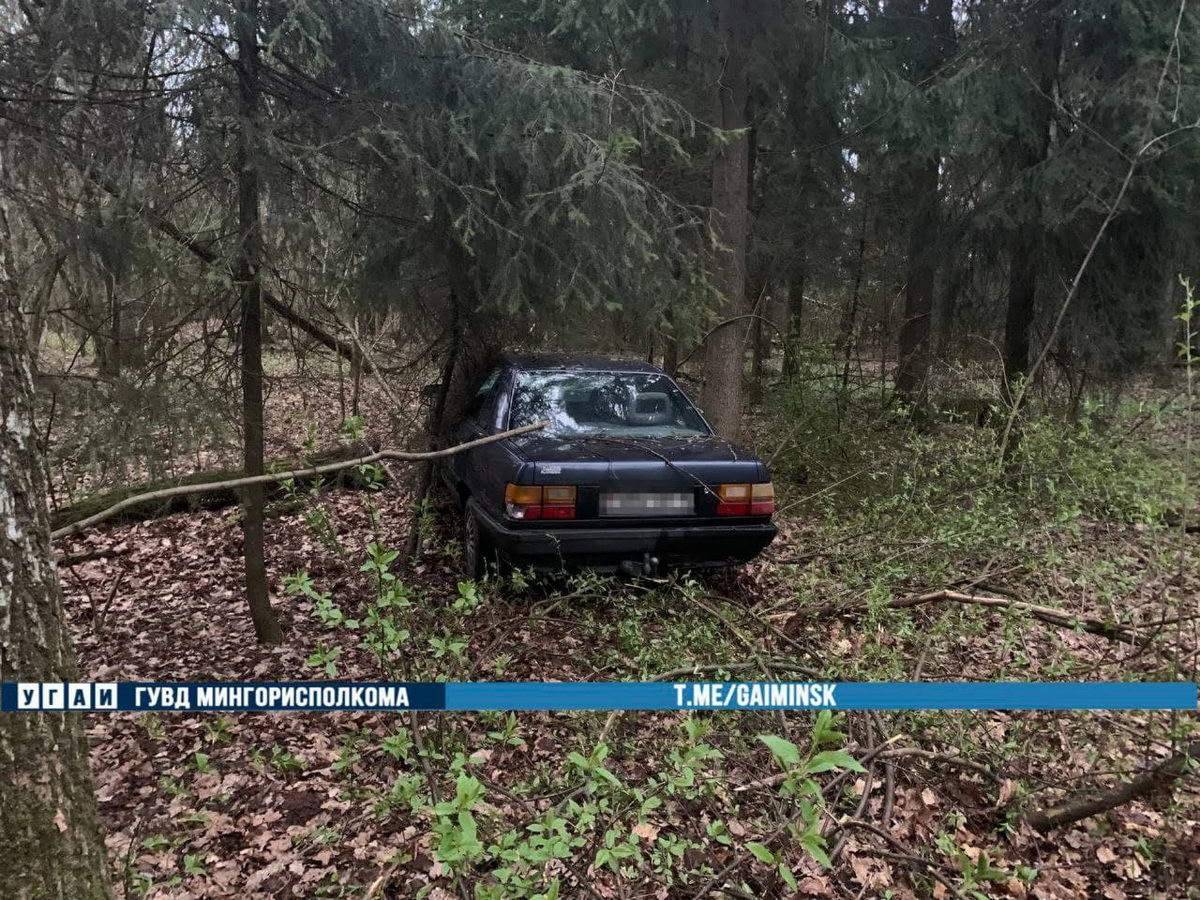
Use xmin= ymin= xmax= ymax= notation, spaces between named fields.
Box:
xmin=516 ymin=435 xmax=767 ymax=520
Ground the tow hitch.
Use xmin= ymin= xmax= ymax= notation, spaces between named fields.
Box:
xmin=618 ymin=552 xmax=660 ymax=578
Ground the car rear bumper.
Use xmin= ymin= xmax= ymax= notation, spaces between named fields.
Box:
xmin=472 ymin=502 xmax=777 ymax=571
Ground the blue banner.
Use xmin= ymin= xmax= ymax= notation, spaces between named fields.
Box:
xmin=3 ymin=681 xmax=1195 ymax=712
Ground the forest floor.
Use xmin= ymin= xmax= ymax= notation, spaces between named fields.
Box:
xmin=53 ymin=369 xmax=1200 ymax=899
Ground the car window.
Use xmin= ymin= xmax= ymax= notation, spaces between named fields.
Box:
xmin=508 ymin=370 xmax=709 ymax=437
xmin=464 ymin=368 xmax=501 ymax=425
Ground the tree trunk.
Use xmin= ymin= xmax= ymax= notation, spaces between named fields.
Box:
xmin=50 ymin=443 xmax=383 ymax=534
xmin=235 ymin=0 xmax=281 ymax=645
xmin=749 ymin=312 xmax=766 ymax=405
xmin=1003 ymin=226 xmax=1039 ymax=400
xmin=700 ymin=0 xmax=751 ymax=439
xmin=1001 ymin=11 xmax=1063 ymax=401
xmin=1027 ymin=740 xmax=1200 ymax=832
xmin=893 ymin=0 xmax=953 ymax=402
xmin=1 ymin=224 xmax=114 ymax=900
xmin=407 ymin=280 xmax=464 ymax=564
xmin=663 ymin=334 xmax=680 ymax=377
xmin=782 ymin=263 xmax=805 ymax=378
xmin=28 ymin=254 xmax=65 ymax=373
xmin=933 ymin=249 xmax=967 ymax=363
xmin=840 ymin=209 xmax=868 ymax=389
xmin=106 ymin=271 xmax=125 ymax=377
xmin=663 ymin=0 xmax=688 ymax=387
xmin=894 ymin=155 xmax=940 ymax=400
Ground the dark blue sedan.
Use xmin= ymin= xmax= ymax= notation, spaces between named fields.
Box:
xmin=444 ymin=353 xmax=777 ymax=577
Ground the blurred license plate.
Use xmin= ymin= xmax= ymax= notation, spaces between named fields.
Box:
xmin=600 ymin=491 xmax=694 ymax=517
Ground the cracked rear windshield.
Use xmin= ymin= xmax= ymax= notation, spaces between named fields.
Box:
xmin=508 ymin=371 xmax=709 ymax=437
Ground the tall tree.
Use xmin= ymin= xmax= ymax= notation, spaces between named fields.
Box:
xmin=1001 ymin=6 xmax=1063 ymax=399
xmin=891 ymin=0 xmax=955 ymax=400
xmin=0 ymin=228 xmax=113 ymax=899
xmin=701 ymin=0 xmax=752 ymax=438
xmin=234 ymin=0 xmax=281 ymax=644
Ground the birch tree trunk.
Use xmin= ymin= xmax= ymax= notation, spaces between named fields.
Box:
xmin=0 ymin=228 xmax=113 ymax=898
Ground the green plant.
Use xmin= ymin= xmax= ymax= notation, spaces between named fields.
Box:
xmin=453 ymin=579 xmax=481 ymax=614
xmin=127 ymin=872 xmax=154 ymax=898
xmin=594 ymin=826 xmax=641 ymax=874
xmin=307 ymin=825 xmax=341 ymax=846
xmin=430 ymin=774 xmax=487 ymax=873
xmin=270 ymin=745 xmax=306 ymax=774
xmin=303 ymin=498 xmax=344 ymax=556
xmin=429 ymin=634 xmax=469 ymax=667
xmin=754 ymin=713 xmax=865 ymax=874
xmin=381 ymin=728 xmax=414 ymax=761
xmin=373 ymin=773 xmax=427 ymax=819
xmin=567 ymin=742 xmax=621 ymax=791
xmin=203 ymin=715 xmax=232 ymax=746
xmin=139 ymin=712 xmax=167 ymax=741
xmin=159 ymin=776 xmax=190 ymax=799
xmin=487 ymin=713 xmax=525 ymax=749
xmin=286 ymin=570 xmax=358 ymax=629
xmin=936 ymin=833 xmax=1009 ymax=898
xmin=182 ymin=854 xmax=206 ymax=877
xmin=190 ymin=752 xmax=214 ymax=775
xmin=305 ymin=642 xmax=342 ymax=677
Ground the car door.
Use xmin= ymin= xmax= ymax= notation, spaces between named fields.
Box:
xmin=453 ymin=367 xmax=512 ymax=515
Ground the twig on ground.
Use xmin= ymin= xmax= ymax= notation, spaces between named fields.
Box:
xmin=831 ymin=819 xmax=966 ymax=900
xmin=812 ymin=588 xmax=1142 ymax=644
xmin=95 ymin=569 xmax=126 ymax=633
xmin=364 ymin=862 xmax=399 ymax=899
xmin=55 ymin=546 xmax=127 ymax=566
xmin=1026 ymin=740 xmax=1200 ymax=831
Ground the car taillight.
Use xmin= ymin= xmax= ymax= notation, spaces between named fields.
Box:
xmin=716 ymin=482 xmax=774 ymax=516
xmin=751 ymin=482 xmax=775 ymax=515
xmin=505 ymin=484 xmax=576 ymax=520
xmin=541 ymin=485 xmax=577 ymax=519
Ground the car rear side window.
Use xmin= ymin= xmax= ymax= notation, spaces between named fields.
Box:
xmin=508 ymin=370 xmax=709 ymax=437
xmin=465 ymin=368 xmax=502 ymax=425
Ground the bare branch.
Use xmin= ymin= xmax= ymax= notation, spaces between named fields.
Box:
xmin=1027 ymin=741 xmax=1200 ymax=831
xmin=50 ymin=420 xmax=547 ymax=541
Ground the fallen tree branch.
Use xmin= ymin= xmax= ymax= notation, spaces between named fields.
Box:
xmin=1026 ymin=741 xmax=1200 ymax=832
xmin=50 ymin=443 xmax=379 ymax=533
xmin=54 ymin=546 xmax=127 ymax=566
xmin=51 ymin=421 xmax=546 ymax=540
xmin=810 ymin=588 xmax=1140 ymax=644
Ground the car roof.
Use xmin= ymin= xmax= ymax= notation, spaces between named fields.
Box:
xmin=501 ymin=352 xmax=665 ymax=375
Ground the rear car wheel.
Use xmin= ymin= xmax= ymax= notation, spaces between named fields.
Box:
xmin=462 ymin=502 xmax=490 ymax=580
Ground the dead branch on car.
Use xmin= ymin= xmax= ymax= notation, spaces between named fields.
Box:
xmin=51 ymin=421 xmax=547 ymax=541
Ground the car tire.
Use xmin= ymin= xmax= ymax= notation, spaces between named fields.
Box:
xmin=462 ymin=502 xmax=490 ymax=580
